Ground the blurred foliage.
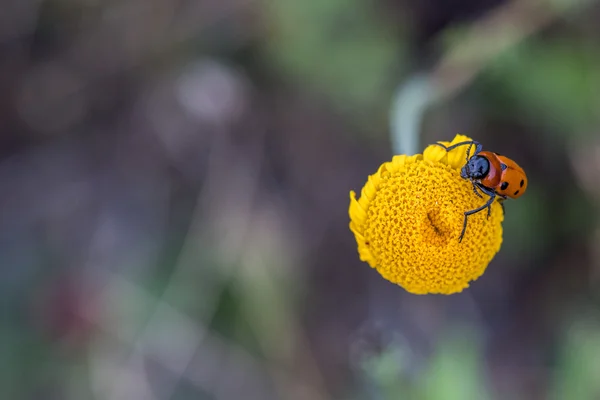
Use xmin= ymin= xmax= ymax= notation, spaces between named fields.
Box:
xmin=550 ymin=317 xmax=600 ymax=400
xmin=420 ymin=330 xmax=489 ymax=400
xmin=500 ymin=187 xmax=550 ymax=258
xmin=359 ymin=340 xmax=411 ymax=399
xmin=359 ymin=328 xmax=489 ymax=400
xmin=262 ymin=0 xmax=406 ymax=124
xmin=484 ymin=40 xmax=600 ymax=138
xmin=2 ymin=0 xmax=600 ymax=399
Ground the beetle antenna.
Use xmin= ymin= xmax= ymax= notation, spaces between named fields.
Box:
xmin=466 ymin=142 xmax=473 ymax=163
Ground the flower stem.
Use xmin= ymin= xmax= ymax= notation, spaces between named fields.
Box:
xmin=389 ymin=73 xmax=436 ymax=156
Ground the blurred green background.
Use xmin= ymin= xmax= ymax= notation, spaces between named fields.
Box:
xmin=1 ymin=0 xmax=600 ymax=399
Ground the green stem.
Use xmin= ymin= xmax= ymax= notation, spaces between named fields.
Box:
xmin=389 ymin=73 xmax=437 ymax=155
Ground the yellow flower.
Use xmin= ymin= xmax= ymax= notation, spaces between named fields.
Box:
xmin=348 ymin=134 xmax=503 ymax=295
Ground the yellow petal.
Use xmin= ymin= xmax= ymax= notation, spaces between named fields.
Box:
xmin=348 ymin=191 xmax=367 ymax=225
xmin=423 ymin=143 xmax=449 ymax=164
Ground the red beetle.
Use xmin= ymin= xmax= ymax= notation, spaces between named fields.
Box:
xmin=435 ymin=140 xmax=528 ymax=242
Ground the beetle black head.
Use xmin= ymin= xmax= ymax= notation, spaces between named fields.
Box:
xmin=461 ymin=155 xmax=490 ymax=180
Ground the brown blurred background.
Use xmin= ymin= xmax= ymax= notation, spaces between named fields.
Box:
xmin=2 ymin=0 xmax=600 ymax=399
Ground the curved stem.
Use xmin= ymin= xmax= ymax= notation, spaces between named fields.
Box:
xmin=389 ymin=0 xmax=595 ymax=156
xmin=389 ymin=74 xmax=436 ymax=155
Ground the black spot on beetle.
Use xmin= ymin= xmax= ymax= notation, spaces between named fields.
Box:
xmin=501 ymin=163 xmax=507 ymax=171
xmin=500 ymin=182 xmax=509 ymax=190
xmin=514 ymin=190 xmax=520 ymax=196
xmin=520 ymin=179 xmax=524 ymax=187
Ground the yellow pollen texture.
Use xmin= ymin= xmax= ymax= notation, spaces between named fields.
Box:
xmin=348 ymin=135 xmax=503 ymax=295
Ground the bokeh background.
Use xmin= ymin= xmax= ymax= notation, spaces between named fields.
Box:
xmin=2 ymin=0 xmax=600 ymax=399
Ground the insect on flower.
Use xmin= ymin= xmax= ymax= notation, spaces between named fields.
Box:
xmin=434 ymin=140 xmax=528 ymax=242
xmin=349 ymin=134 xmax=504 ymax=295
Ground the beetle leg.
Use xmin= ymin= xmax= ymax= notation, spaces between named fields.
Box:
xmin=474 ymin=183 xmax=498 ymax=219
xmin=472 ymin=182 xmax=483 ymax=198
xmin=497 ymin=195 xmax=507 ymax=216
xmin=460 ymin=191 xmax=496 ymax=242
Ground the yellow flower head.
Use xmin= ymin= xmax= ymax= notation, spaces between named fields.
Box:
xmin=348 ymin=134 xmax=503 ymax=295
